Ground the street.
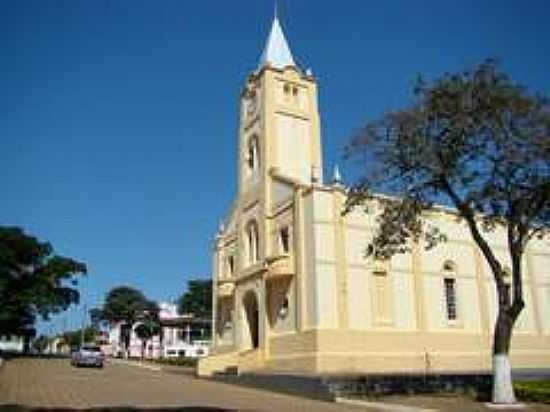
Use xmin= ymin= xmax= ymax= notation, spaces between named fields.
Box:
xmin=0 ymin=358 xmax=362 ymax=411
xmin=2 ymin=358 xmax=550 ymax=412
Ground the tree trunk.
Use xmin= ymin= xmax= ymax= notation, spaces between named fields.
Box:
xmin=492 ymin=311 xmax=516 ymax=404
xmin=141 ymin=340 xmax=145 ymax=360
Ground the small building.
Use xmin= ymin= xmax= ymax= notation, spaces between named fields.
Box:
xmin=50 ymin=337 xmax=70 ymax=355
xmin=0 ymin=334 xmax=24 ymax=354
xmin=106 ymin=302 xmax=210 ymax=359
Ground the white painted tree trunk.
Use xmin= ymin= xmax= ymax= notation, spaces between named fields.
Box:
xmin=492 ymin=354 xmax=516 ymax=404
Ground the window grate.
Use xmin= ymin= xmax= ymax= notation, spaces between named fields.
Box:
xmin=444 ymin=278 xmax=457 ymax=321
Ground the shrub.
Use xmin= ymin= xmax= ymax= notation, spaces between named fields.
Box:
xmin=152 ymin=357 xmax=197 ymax=368
xmin=514 ymin=381 xmax=550 ymax=404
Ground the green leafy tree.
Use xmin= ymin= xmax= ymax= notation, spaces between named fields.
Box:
xmin=32 ymin=334 xmax=50 ymax=353
xmin=345 ymin=60 xmax=550 ymax=404
xmin=134 ymin=318 xmax=160 ymax=359
xmin=89 ymin=307 xmax=105 ymax=329
xmin=63 ymin=327 xmax=97 ymax=348
xmin=0 ymin=226 xmax=87 ymax=335
xmin=177 ymin=279 xmax=212 ymax=318
xmin=94 ymin=286 xmax=159 ymax=355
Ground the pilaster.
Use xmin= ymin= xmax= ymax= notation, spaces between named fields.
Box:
xmin=411 ymin=242 xmax=426 ymax=332
xmin=333 ymin=189 xmax=349 ymax=329
xmin=526 ymin=249 xmax=543 ymax=335
xmin=473 ymin=245 xmax=492 ymax=345
xmin=294 ymin=186 xmax=307 ymax=331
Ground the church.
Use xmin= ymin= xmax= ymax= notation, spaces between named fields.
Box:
xmin=198 ymin=15 xmax=550 ymax=377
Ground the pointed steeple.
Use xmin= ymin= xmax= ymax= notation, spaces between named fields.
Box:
xmin=258 ymin=14 xmax=296 ymax=70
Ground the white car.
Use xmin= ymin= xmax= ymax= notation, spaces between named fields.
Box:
xmin=71 ymin=345 xmax=104 ymax=368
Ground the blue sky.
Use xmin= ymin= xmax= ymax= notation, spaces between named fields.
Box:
xmin=2 ymin=1 xmax=549 ymax=334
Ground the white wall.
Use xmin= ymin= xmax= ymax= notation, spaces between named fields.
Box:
xmin=0 ymin=336 xmax=24 ymax=353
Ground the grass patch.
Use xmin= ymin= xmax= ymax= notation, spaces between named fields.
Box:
xmin=514 ymin=380 xmax=550 ymax=404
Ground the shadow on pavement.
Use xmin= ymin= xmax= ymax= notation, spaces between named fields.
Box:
xmin=0 ymin=407 xmax=237 ymax=412
xmin=0 ymin=353 xmax=70 ymax=361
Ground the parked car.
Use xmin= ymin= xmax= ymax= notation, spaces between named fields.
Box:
xmin=71 ymin=345 xmax=104 ymax=368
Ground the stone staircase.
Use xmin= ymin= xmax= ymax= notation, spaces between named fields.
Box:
xmin=236 ymin=349 xmax=264 ymax=374
xmin=196 ymin=350 xmax=239 ymax=377
xmin=196 ymin=349 xmax=265 ymax=377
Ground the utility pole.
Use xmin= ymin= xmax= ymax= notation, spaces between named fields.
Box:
xmin=79 ymin=274 xmax=88 ymax=348
xmin=48 ymin=323 xmax=53 ymax=354
xmin=80 ymin=302 xmax=87 ymax=347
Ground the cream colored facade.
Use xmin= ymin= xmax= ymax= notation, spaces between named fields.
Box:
xmin=199 ymin=18 xmax=550 ymax=377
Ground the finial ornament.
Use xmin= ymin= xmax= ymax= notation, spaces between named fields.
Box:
xmin=332 ymin=164 xmax=343 ymax=185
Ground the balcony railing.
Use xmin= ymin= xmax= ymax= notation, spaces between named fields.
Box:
xmin=218 ymin=282 xmax=235 ymax=298
xmin=266 ymin=254 xmax=294 ymax=279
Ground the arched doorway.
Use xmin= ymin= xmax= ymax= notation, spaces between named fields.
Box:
xmin=242 ymin=291 xmax=259 ymax=349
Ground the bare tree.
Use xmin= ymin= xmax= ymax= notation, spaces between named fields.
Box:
xmin=345 ymin=60 xmax=550 ymax=404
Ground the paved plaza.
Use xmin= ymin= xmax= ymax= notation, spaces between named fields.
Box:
xmin=0 ymin=358 xmax=364 ymax=411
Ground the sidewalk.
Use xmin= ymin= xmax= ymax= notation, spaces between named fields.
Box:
xmin=107 ymin=357 xmax=195 ymax=375
xmin=108 ymin=357 xmax=162 ymax=371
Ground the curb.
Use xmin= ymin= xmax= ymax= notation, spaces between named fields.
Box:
xmin=336 ymin=397 xmax=438 ymax=412
xmin=484 ymin=403 xmax=528 ymax=410
xmin=108 ymin=358 xmax=162 ymax=371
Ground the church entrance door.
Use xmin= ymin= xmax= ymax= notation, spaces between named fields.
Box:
xmin=243 ymin=291 xmax=259 ymax=349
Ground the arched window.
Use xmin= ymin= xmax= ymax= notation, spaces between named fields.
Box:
xmin=443 ymin=260 xmax=456 ymax=272
xmin=442 ymin=261 xmax=458 ymax=321
xmin=246 ymin=220 xmax=259 ymax=265
xmin=246 ymin=135 xmax=259 ymax=175
xmin=227 ymin=255 xmax=234 ymax=277
xmin=279 ymin=226 xmax=290 ymax=254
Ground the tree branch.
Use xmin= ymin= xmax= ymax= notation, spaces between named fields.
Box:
xmin=440 ymin=177 xmax=504 ymax=286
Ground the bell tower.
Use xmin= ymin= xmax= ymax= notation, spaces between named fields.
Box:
xmin=210 ymin=12 xmax=326 ymax=362
xmin=238 ymin=14 xmax=323 ymax=197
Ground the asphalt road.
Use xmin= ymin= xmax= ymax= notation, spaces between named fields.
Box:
xmin=0 ymin=358 xmax=364 ymax=411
